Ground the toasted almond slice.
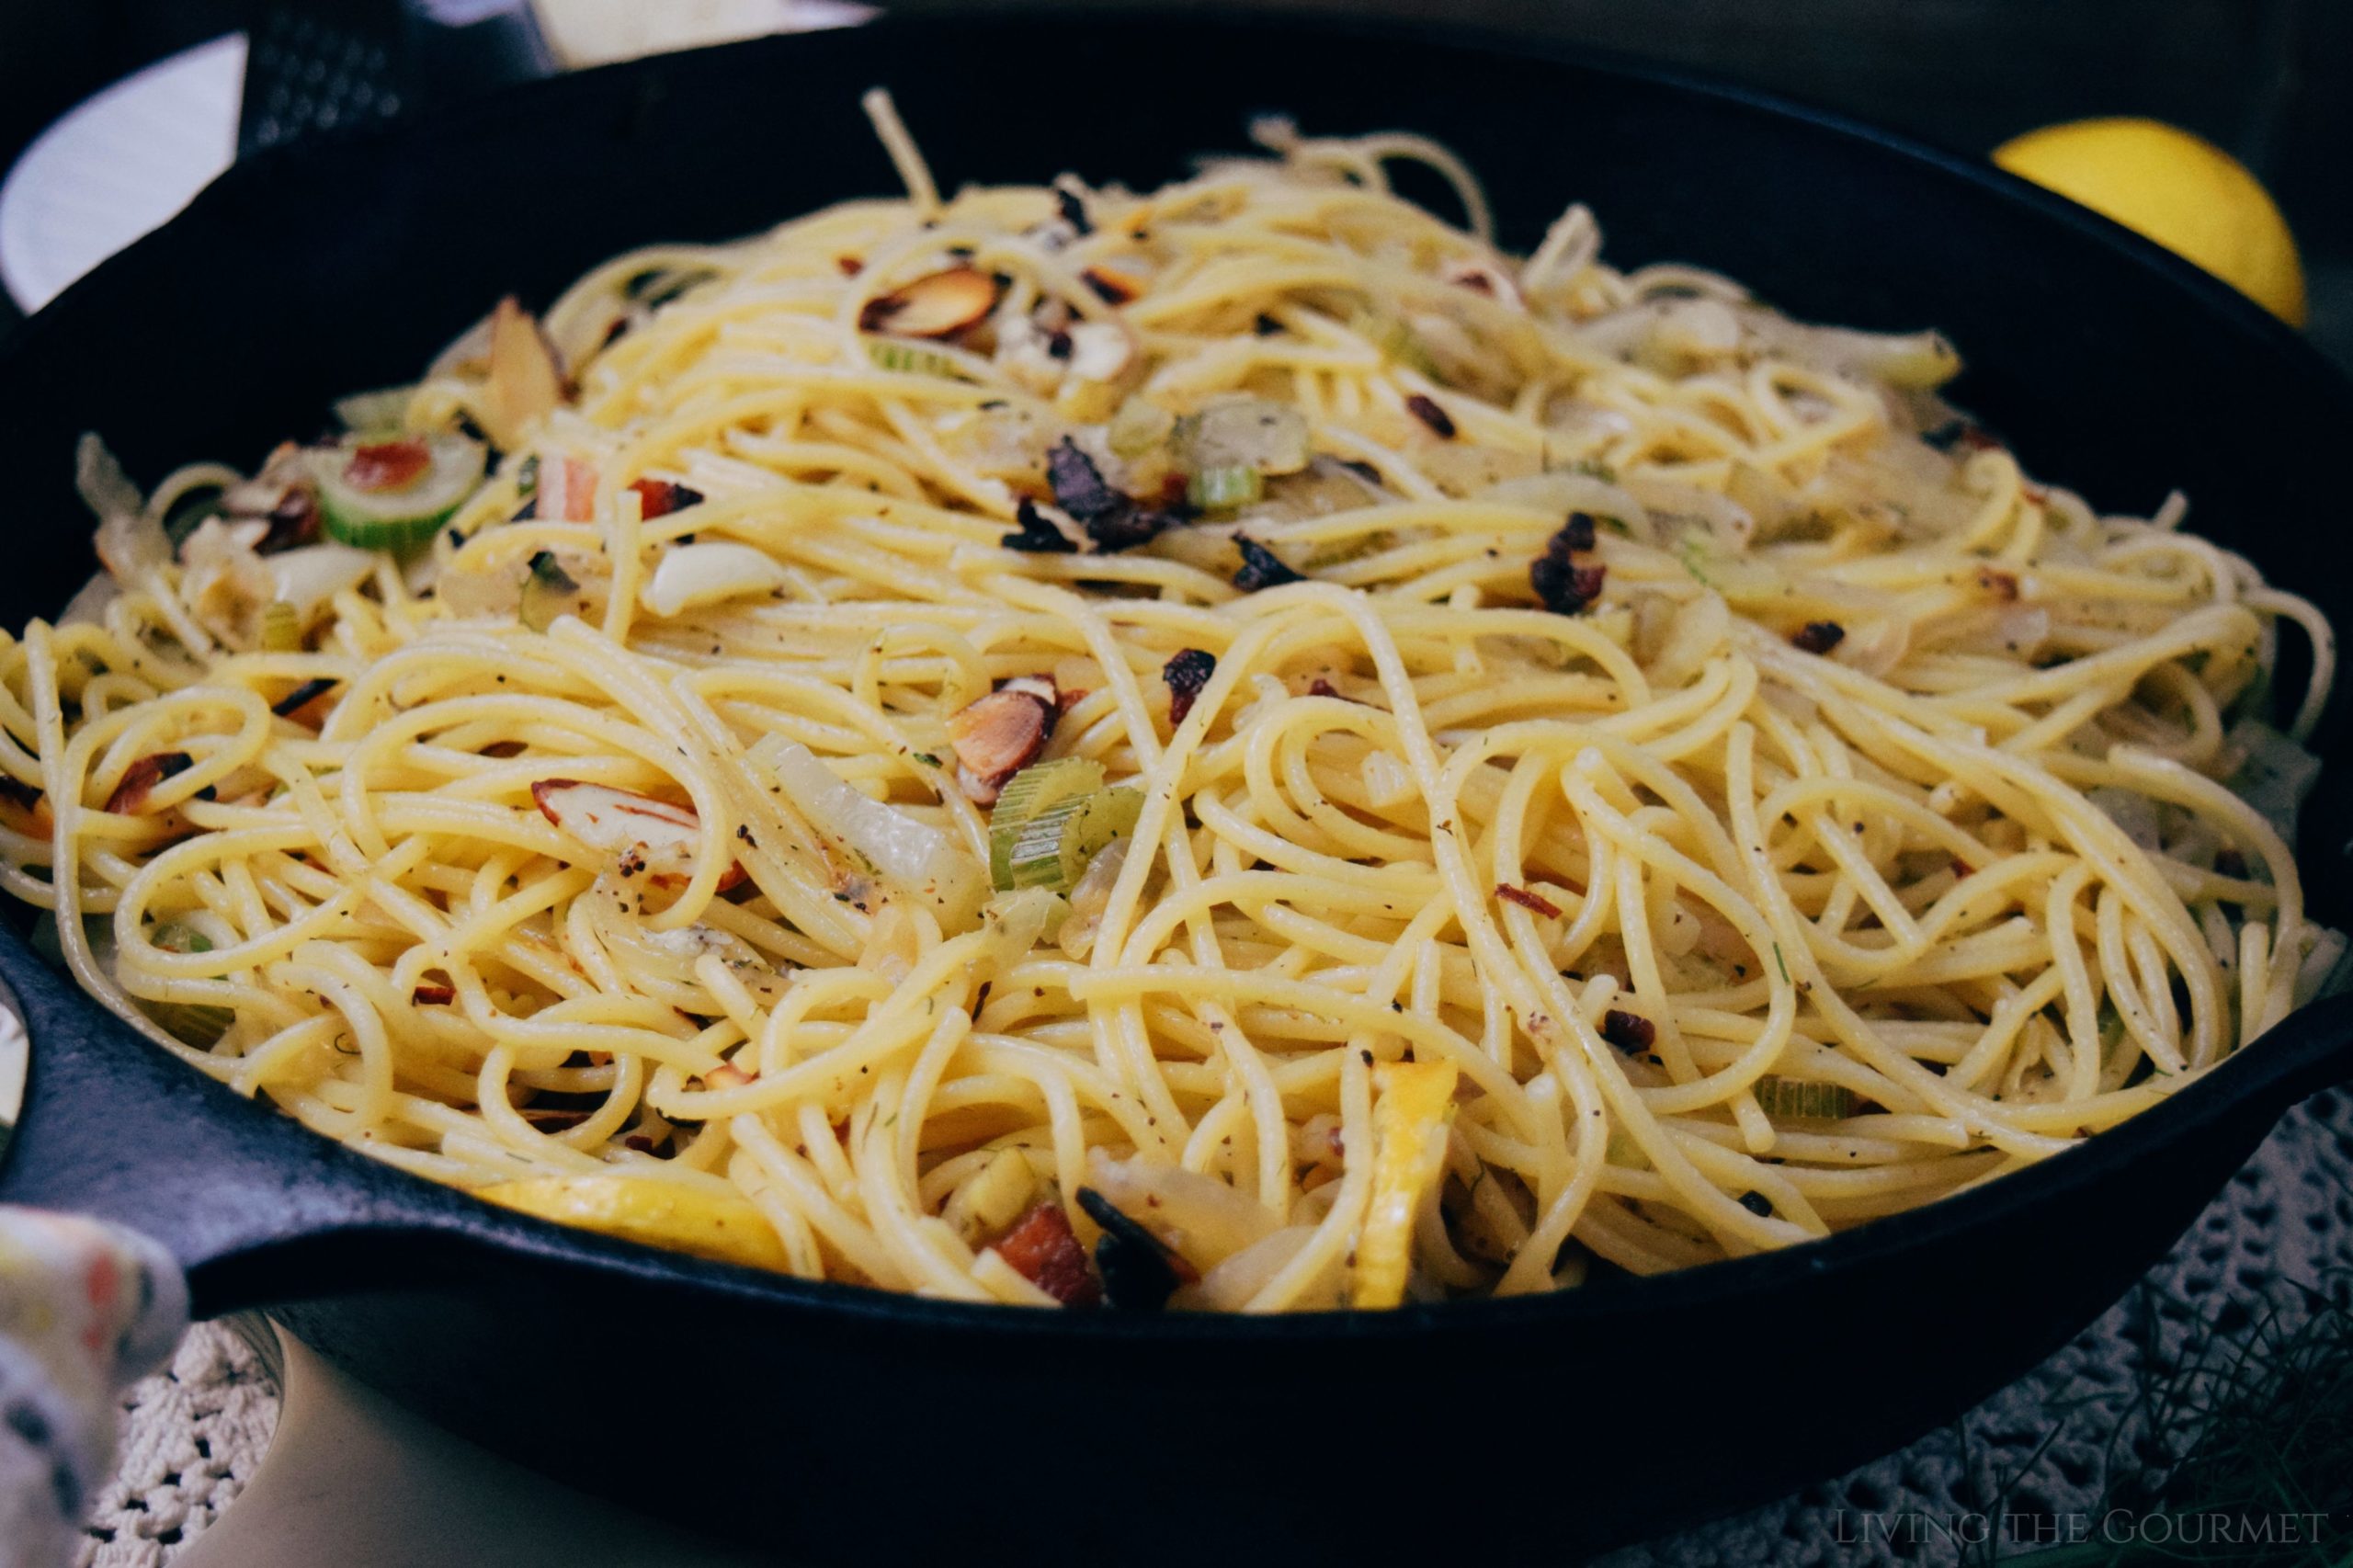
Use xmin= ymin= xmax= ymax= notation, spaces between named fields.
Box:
xmin=530 ymin=778 xmax=745 ymax=890
xmin=858 ymin=267 xmax=1001 ymax=338
xmin=105 ymin=752 xmax=194 ymax=815
xmin=483 ymin=297 xmax=568 ymax=450
xmin=946 ymin=687 xmax=1054 ymax=804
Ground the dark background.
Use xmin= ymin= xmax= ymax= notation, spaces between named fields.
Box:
xmin=2 ymin=0 xmax=2348 ymax=365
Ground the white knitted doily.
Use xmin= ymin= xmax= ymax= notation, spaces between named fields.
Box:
xmin=78 ymin=1086 xmax=2353 ymax=1566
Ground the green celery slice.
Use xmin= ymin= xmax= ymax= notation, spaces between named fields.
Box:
xmin=310 ymin=433 xmax=487 ymax=551
xmin=1749 ymin=1075 xmax=1858 ymax=1120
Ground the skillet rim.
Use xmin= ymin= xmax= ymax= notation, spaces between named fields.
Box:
xmin=6 ymin=6 xmax=2352 ymax=1340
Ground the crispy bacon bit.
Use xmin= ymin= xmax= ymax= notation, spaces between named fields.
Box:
xmin=836 ymin=256 xmax=863 ymax=277
xmin=344 ymin=439 xmax=431 ymax=493
xmin=1923 ymin=419 xmax=2001 ymax=453
xmin=858 ymin=267 xmax=1001 ymax=338
xmin=411 ymin=983 xmax=455 ymax=1006
xmin=271 ymin=677 xmax=339 ymax=719
xmin=536 ymin=455 xmax=598 ymax=523
xmin=1081 ymin=267 xmax=1136 ymax=304
xmin=223 ymin=453 xmax=320 ymax=551
xmin=1047 ymin=438 xmax=1123 ymax=520
xmin=1001 ymin=498 xmax=1077 ymax=553
xmin=1233 ymin=537 xmax=1305 ymax=593
xmin=1404 ymin=393 xmax=1457 ymax=439
xmin=1791 ymin=620 xmax=1847 ymax=654
xmin=1496 ymin=883 xmax=1563 ymax=918
xmin=992 ymin=1201 xmax=1100 ymax=1307
xmin=105 ymin=753 xmax=193 ymax=815
xmin=1085 ymin=501 xmax=1176 ymax=553
xmin=947 ymin=685 xmax=1057 ymax=804
xmin=1531 ymin=516 xmax=1607 ymax=615
xmin=1602 ymin=1009 xmax=1656 ymax=1052
xmin=1974 ymin=566 xmax=2019 ymax=602
xmin=262 ymin=487 xmax=320 ymax=551
xmin=1161 ymin=648 xmax=1215 ymax=726
xmin=1077 ymin=1187 xmax=1195 ymax=1308
xmin=628 ymin=479 xmax=704 ymax=519
xmin=530 ymin=778 xmax=746 ymax=891
xmin=1046 ymin=438 xmax=1176 ymax=552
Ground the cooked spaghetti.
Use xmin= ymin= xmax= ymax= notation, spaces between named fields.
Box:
xmin=1 ymin=97 xmax=2337 ymax=1310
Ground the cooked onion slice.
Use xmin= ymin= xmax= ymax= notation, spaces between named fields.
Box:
xmin=750 ymin=736 xmax=987 ymax=929
xmin=641 ymin=541 xmax=789 ymax=619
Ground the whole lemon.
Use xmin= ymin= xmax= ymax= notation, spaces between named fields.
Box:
xmin=1993 ymin=118 xmax=2306 ymax=326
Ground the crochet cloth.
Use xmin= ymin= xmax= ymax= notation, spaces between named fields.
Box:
xmin=74 ymin=1086 xmax=2353 ymax=1567
xmin=74 ymin=1326 xmax=273 ymax=1568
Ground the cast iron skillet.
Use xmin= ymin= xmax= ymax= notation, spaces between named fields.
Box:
xmin=3 ymin=12 xmax=2351 ymax=1563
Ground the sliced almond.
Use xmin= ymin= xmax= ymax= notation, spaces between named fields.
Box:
xmin=0 ymin=778 xmax=50 ymax=836
xmin=946 ymin=686 xmax=1055 ymax=804
xmin=1444 ymin=257 xmax=1524 ymax=309
xmin=1081 ymin=267 xmax=1141 ymax=305
xmin=997 ymin=675 xmax=1059 ymax=706
xmin=858 ymin=267 xmax=1002 ymax=339
xmin=530 ymin=778 xmax=745 ymax=890
xmin=483 ymin=297 xmax=569 ymax=450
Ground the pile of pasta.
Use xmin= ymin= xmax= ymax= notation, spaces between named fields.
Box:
xmin=0 ymin=98 xmax=2336 ymax=1310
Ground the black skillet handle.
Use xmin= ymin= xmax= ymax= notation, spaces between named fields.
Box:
xmin=0 ymin=924 xmax=485 ymax=1314
xmin=2268 ymin=990 xmax=2353 ymax=1107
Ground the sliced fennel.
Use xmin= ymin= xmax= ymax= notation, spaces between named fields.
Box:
xmin=750 ymin=736 xmax=986 ymax=930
